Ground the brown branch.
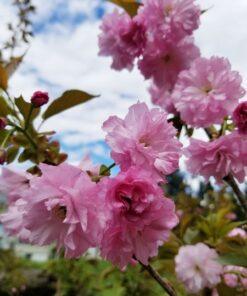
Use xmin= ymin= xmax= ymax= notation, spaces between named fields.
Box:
xmin=138 ymin=260 xmax=177 ymax=296
xmin=223 ymin=174 xmax=247 ymax=217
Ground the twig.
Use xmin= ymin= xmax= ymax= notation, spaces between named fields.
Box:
xmin=138 ymin=260 xmax=177 ymax=296
xmin=100 ymin=162 xmax=116 ymax=175
xmin=224 ymin=174 xmax=247 ymax=217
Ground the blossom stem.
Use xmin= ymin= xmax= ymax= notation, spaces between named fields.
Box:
xmin=8 ymin=121 xmax=38 ymax=150
xmin=138 ymin=261 xmax=177 ymax=296
xmin=25 ymin=104 xmax=34 ymax=130
xmin=100 ymin=162 xmax=116 ymax=175
xmin=223 ymin=174 xmax=247 ymax=217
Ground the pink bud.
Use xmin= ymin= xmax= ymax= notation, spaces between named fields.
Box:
xmin=0 ymin=148 xmax=6 ymax=165
xmin=233 ymin=101 xmax=247 ymax=134
xmin=0 ymin=117 xmax=7 ymax=130
xmin=31 ymin=91 xmax=49 ymax=108
xmin=224 ymin=273 xmax=239 ymax=288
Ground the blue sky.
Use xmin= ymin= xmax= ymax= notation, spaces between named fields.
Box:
xmin=1 ymin=0 xmax=247 ymax=172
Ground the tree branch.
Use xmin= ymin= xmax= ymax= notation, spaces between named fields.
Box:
xmin=223 ymin=174 xmax=247 ymax=217
xmin=138 ymin=260 xmax=177 ymax=296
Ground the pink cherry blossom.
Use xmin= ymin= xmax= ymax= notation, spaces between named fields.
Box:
xmin=98 ymin=10 xmax=146 ymax=71
xmin=0 ymin=168 xmax=31 ymax=204
xmin=228 ymin=228 xmax=247 ymax=239
xmin=223 ymin=273 xmax=239 ymax=288
xmin=138 ymin=37 xmax=200 ymax=88
xmin=99 ymin=167 xmax=178 ymax=269
xmin=175 ymin=243 xmax=223 ymax=293
xmin=21 ymin=163 xmax=105 ymax=258
xmin=103 ymin=102 xmax=182 ymax=180
xmin=233 ymin=101 xmax=247 ymax=135
xmin=79 ymin=154 xmax=100 ymax=177
xmin=0 ymin=198 xmax=30 ymax=242
xmin=137 ymin=0 xmax=200 ymax=44
xmin=173 ymin=57 xmax=245 ymax=127
xmin=223 ymin=266 xmax=247 ymax=289
xmin=184 ymin=132 xmax=247 ymax=183
xmin=149 ymin=83 xmax=177 ymax=114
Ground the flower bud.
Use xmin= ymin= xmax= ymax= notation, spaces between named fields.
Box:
xmin=0 ymin=117 xmax=7 ymax=130
xmin=233 ymin=101 xmax=247 ymax=134
xmin=0 ymin=148 xmax=7 ymax=165
xmin=31 ymin=91 xmax=49 ymax=108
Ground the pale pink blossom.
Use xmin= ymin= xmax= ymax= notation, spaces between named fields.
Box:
xmin=223 ymin=266 xmax=247 ymax=289
xmin=228 ymin=228 xmax=247 ymax=239
xmin=79 ymin=154 xmax=100 ymax=176
xmin=138 ymin=37 xmax=200 ymax=88
xmin=175 ymin=243 xmax=223 ymax=293
xmin=99 ymin=167 xmax=178 ymax=269
xmin=173 ymin=57 xmax=245 ymax=127
xmin=22 ymin=163 xmax=105 ymax=258
xmin=0 ymin=198 xmax=30 ymax=242
xmin=184 ymin=133 xmax=247 ymax=183
xmin=223 ymin=273 xmax=238 ymax=288
xmin=103 ymin=102 xmax=182 ymax=180
xmin=149 ymin=83 xmax=177 ymax=114
xmin=233 ymin=101 xmax=247 ymax=135
xmin=137 ymin=0 xmax=200 ymax=44
xmin=0 ymin=168 xmax=31 ymax=204
xmin=98 ymin=10 xmax=146 ymax=71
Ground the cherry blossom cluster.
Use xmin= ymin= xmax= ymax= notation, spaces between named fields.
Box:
xmin=0 ymin=102 xmax=180 ymax=269
xmin=99 ymin=0 xmax=247 ymax=184
xmin=1 ymin=1 xmax=247 ymax=295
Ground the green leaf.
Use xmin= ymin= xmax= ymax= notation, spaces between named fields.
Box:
xmin=0 ymin=95 xmax=11 ymax=116
xmin=6 ymin=146 xmax=19 ymax=163
xmin=218 ymin=253 xmax=247 ymax=267
xmin=42 ymin=90 xmax=97 ymax=120
xmin=0 ymin=130 xmax=9 ymax=146
xmin=0 ymin=63 xmax=8 ymax=90
xmin=108 ymin=0 xmax=141 ymax=17
xmin=18 ymin=149 xmax=33 ymax=163
xmin=15 ymin=96 xmax=40 ymax=122
xmin=5 ymin=55 xmax=24 ymax=78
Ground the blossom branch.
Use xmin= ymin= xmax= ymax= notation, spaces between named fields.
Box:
xmin=223 ymin=174 xmax=247 ymax=217
xmin=138 ymin=260 xmax=177 ymax=296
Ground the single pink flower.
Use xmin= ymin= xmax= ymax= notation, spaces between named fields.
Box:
xmin=98 ymin=10 xmax=146 ymax=71
xmin=137 ymin=0 xmax=200 ymax=44
xmin=173 ymin=57 xmax=245 ymax=127
xmin=184 ymin=132 xmax=247 ymax=183
xmin=149 ymin=83 xmax=177 ymax=114
xmin=99 ymin=167 xmax=178 ymax=269
xmin=19 ymin=163 xmax=105 ymax=258
xmin=228 ymin=228 xmax=247 ymax=239
xmin=175 ymin=243 xmax=223 ymax=293
xmin=138 ymin=37 xmax=200 ymax=88
xmin=233 ymin=101 xmax=247 ymax=135
xmin=223 ymin=273 xmax=239 ymax=288
xmin=223 ymin=265 xmax=247 ymax=289
xmin=103 ymin=102 xmax=182 ymax=180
